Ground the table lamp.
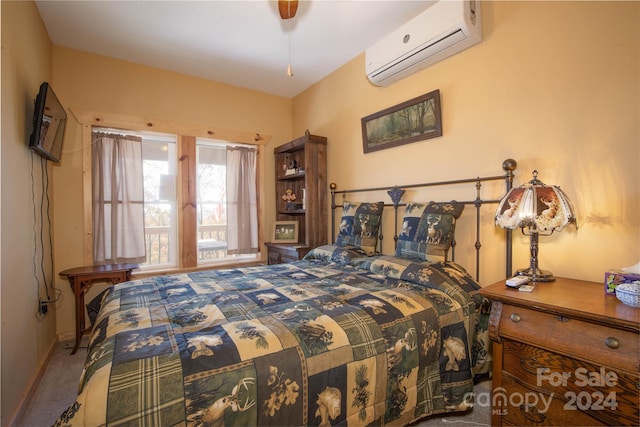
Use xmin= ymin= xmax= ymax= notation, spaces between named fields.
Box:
xmin=495 ymin=170 xmax=577 ymax=282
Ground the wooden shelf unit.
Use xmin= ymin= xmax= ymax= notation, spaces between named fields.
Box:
xmin=267 ymin=131 xmax=327 ymax=263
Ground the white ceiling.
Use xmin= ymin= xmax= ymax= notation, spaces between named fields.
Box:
xmin=35 ymin=0 xmax=434 ymax=98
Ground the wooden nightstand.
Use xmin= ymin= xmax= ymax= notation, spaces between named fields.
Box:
xmin=60 ymin=264 xmax=138 ymax=354
xmin=264 ymin=242 xmax=310 ymax=265
xmin=480 ymin=277 xmax=639 ymax=426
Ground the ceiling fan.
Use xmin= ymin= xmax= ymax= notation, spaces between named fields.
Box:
xmin=278 ymin=1 xmax=299 ymax=76
xmin=278 ymin=0 xmax=298 ymax=20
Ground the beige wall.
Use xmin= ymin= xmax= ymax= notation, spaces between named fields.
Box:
xmin=1 ymin=1 xmax=59 ymax=424
xmin=293 ymin=0 xmax=639 ymax=285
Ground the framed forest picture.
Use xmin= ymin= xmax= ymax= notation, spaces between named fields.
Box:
xmin=362 ymin=89 xmax=442 ymax=153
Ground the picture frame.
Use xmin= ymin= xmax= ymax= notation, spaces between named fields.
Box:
xmin=272 ymin=220 xmax=299 ymax=243
xmin=361 ymin=89 xmax=442 ymax=153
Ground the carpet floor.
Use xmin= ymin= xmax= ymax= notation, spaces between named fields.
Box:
xmin=19 ymin=338 xmax=87 ymax=427
xmin=19 ymin=338 xmax=491 ymax=426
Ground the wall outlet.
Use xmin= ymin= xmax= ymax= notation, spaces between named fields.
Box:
xmin=38 ymin=299 xmax=48 ymax=315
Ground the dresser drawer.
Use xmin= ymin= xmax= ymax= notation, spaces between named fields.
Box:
xmin=265 ymin=243 xmax=310 ymax=265
xmin=501 ymin=340 xmax=640 ymax=426
xmin=267 ymin=250 xmax=282 ymax=265
xmin=499 ymin=373 xmax=604 ymax=426
xmin=498 ymin=304 xmax=639 ymax=372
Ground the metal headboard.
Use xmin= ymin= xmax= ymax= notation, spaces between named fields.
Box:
xmin=330 ymin=159 xmax=517 ymax=281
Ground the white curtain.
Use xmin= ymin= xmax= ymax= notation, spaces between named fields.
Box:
xmin=92 ymin=132 xmax=146 ymax=265
xmin=226 ymin=146 xmax=258 ymax=254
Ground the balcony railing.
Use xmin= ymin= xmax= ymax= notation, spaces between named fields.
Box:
xmin=144 ymin=224 xmax=227 ymax=266
xmin=197 ymin=224 xmax=228 ymax=261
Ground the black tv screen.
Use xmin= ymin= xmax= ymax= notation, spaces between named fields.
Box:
xmin=29 ymin=82 xmax=67 ymax=163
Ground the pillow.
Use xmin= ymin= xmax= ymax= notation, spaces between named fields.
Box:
xmin=335 ymin=201 xmax=384 ymax=255
xmin=395 ymin=201 xmax=464 ymax=262
xmin=303 ymin=244 xmax=369 ymax=264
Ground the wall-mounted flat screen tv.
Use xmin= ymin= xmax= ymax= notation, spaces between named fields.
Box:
xmin=29 ymin=82 xmax=67 ymax=163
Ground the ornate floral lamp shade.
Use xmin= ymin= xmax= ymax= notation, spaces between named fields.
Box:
xmin=495 ymin=170 xmax=577 ymax=282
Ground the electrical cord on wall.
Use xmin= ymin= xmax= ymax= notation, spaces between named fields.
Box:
xmin=39 ymin=155 xmax=50 ymax=301
xmin=31 ymin=153 xmax=62 ymax=319
xmin=41 ymin=155 xmax=62 ymax=304
xmin=31 ymin=153 xmax=43 ymax=307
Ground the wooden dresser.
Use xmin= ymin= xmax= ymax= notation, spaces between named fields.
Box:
xmin=480 ymin=277 xmax=639 ymax=426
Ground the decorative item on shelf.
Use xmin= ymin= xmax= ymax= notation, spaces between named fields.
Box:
xmin=615 ymin=282 xmax=640 ymax=307
xmin=272 ymin=220 xmax=299 ymax=243
xmin=284 ymin=159 xmax=299 ymax=176
xmin=281 ymin=188 xmax=297 ymax=210
xmin=302 ymin=188 xmax=306 ymax=210
xmin=495 ymin=170 xmax=577 ymax=282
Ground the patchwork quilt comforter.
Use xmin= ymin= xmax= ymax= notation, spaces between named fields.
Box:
xmin=56 ymin=246 xmax=491 ymax=426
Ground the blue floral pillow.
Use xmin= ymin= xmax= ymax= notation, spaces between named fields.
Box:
xmin=335 ymin=201 xmax=384 ymax=255
xmin=395 ymin=201 xmax=465 ymax=262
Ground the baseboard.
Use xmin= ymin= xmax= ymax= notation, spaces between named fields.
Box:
xmin=7 ymin=336 xmax=59 ymax=427
xmin=57 ymin=331 xmax=75 ymax=342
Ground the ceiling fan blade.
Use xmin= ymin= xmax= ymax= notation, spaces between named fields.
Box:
xmin=278 ymin=0 xmax=298 ymax=20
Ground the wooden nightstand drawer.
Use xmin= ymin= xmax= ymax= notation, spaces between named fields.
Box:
xmin=502 ymin=340 xmax=640 ymax=426
xmin=265 ymin=242 xmax=310 ymax=265
xmin=499 ymin=303 xmax=639 ymax=372
xmin=500 ymin=374 xmax=603 ymax=426
xmin=267 ymin=250 xmax=282 ymax=265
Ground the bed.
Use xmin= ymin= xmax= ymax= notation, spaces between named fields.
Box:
xmin=55 ymin=160 xmax=517 ymax=427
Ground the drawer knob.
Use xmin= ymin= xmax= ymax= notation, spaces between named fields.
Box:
xmin=605 ymin=336 xmax=620 ymax=349
xmin=510 ymin=313 xmax=521 ymax=323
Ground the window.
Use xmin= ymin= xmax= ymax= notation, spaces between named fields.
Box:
xmin=141 ymin=135 xmax=178 ymax=268
xmin=196 ymin=138 xmax=260 ymax=264
xmin=196 ymin=141 xmax=228 ymax=263
xmin=92 ymin=127 xmax=260 ymax=271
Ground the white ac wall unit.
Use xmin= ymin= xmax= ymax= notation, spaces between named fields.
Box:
xmin=366 ymin=0 xmax=481 ymax=86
